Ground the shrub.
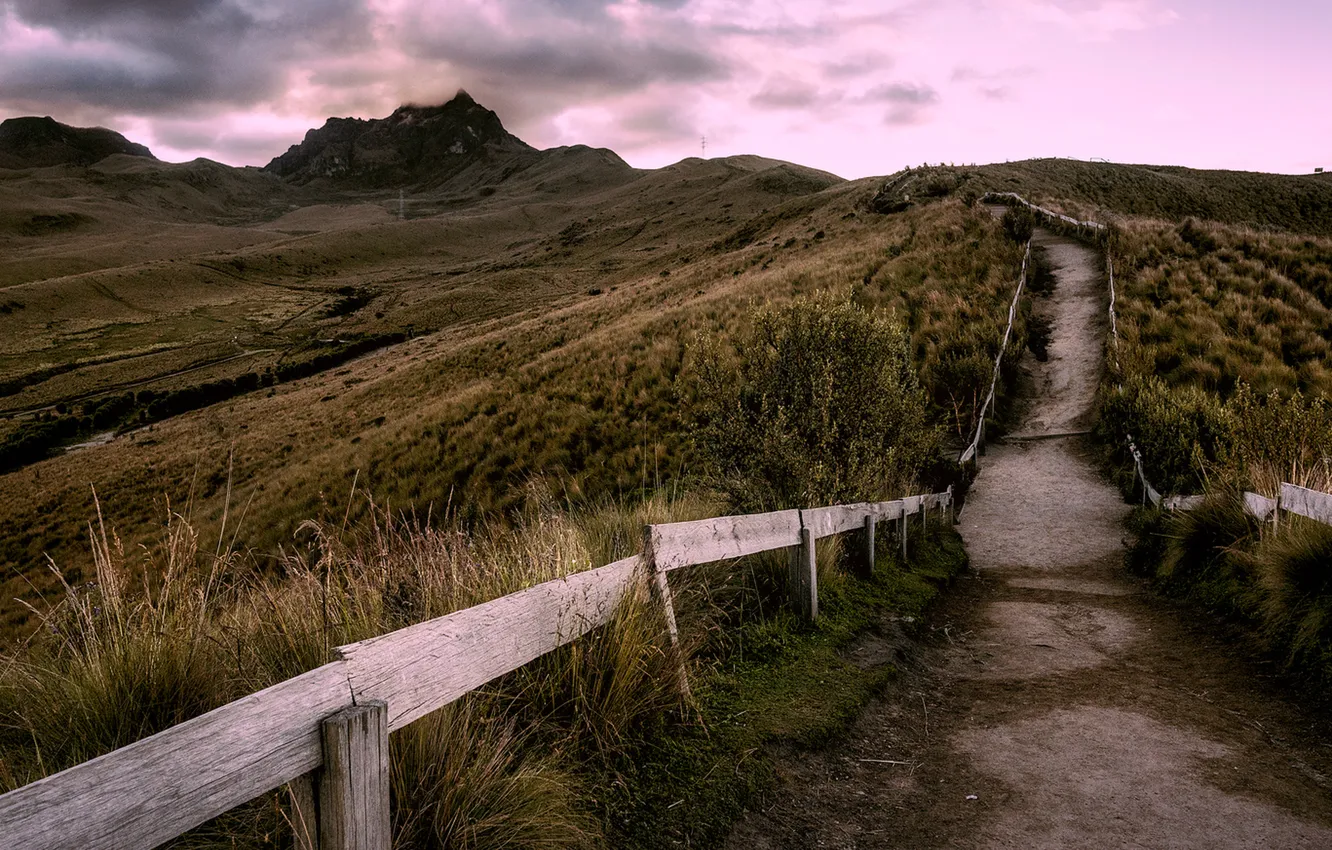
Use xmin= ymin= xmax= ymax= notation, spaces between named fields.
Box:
xmin=1157 ymin=489 xmax=1258 ymax=614
xmin=1099 ymin=373 xmax=1234 ymax=495
xmin=689 ymin=293 xmax=938 ymax=511
xmin=1246 ymin=518 xmax=1332 ymax=678
xmin=1228 ymin=385 xmax=1332 ymax=494
xmin=1001 ymin=206 xmax=1034 ymax=244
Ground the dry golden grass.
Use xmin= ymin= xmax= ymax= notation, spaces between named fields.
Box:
xmin=0 ymin=159 xmax=1020 ymax=641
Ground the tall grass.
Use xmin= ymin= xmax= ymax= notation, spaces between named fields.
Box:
xmin=0 ymin=486 xmax=715 ymax=847
xmin=1133 ymin=493 xmax=1332 ymax=684
xmin=0 ymin=494 xmax=236 ymax=784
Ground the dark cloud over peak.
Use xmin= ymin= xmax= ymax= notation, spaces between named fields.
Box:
xmin=1 ymin=0 xmax=372 ymax=114
xmin=399 ymin=1 xmax=728 ymax=99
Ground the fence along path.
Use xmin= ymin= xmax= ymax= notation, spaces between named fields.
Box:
xmin=961 ymin=192 xmax=1116 ymax=465
xmin=987 ymin=194 xmax=1332 ymax=533
xmin=0 ymin=490 xmax=951 ymax=850
xmin=959 ymin=238 xmax=1030 ymax=464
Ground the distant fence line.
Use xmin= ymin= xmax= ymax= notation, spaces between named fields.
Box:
xmin=0 ymin=488 xmax=953 ymax=850
xmin=959 ymin=192 xmax=1116 ymax=467
xmin=959 ymin=238 xmax=1030 ymax=465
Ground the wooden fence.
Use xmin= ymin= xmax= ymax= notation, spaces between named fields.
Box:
xmin=1146 ymin=477 xmax=1332 ymax=530
xmin=0 ymin=490 xmax=952 ymax=850
xmin=959 ymin=238 xmax=1030 ymax=465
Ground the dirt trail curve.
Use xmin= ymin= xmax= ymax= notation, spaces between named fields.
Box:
xmin=723 ymin=229 xmax=1332 ymax=849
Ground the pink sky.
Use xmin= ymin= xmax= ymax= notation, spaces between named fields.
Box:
xmin=1 ymin=0 xmax=1327 ymax=177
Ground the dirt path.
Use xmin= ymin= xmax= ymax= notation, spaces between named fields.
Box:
xmin=722 ymin=229 xmax=1332 ymax=849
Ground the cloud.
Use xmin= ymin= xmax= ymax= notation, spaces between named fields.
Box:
xmin=860 ymin=81 xmax=940 ymax=125
xmin=995 ymin=0 xmax=1179 ymax=40
xmin=863 ymin=82 xmax=939 ymax=105
xmin=950 ymin=65 xmax=1034 ymax=101
xmin=750 ymin=76 xmax=826 ymax=110
xmin=0 ymin=0 xmax=372 ymax=114
xmin=823 ymin=53 xmax=894 ymax=79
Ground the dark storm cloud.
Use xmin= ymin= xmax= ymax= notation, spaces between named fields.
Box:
xmin=9 ymin=0 xmax=231 ymax=30
xmin=622 ymin=103 xmax=696 ymax=137
xmin=0 ymin=0 xmax=372 ymax=113
xmin=399 ymin=2 xmax=728 ymax=98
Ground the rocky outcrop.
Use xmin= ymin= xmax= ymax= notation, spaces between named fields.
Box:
xmin=263 ymin=90 xmax=534 ymax=186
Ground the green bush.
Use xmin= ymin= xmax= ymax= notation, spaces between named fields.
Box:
xmin=1099 ymin=373 xmax=1234 ymax=495
xmin=1001 ymin=206 xmax=1034 ymax=244
xmin=689 ymin=293 xmax=938 ymax=511
xmin=1228 ymin=385 xmax=1332 ymax=493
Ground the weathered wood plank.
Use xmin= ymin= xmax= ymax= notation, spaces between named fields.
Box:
xmin=1163 ymin=495 xmax=1205 ymax=512
xmin=319 ymin=702 xmax=390 ymax=850
xmin=648 ymin=510 xmax=802 ymax=571
xmin=803 ymin=503 xmax=872 ymax=539
xmin=0 ymin=661 xmax=351 ymax=850
xmin=338 ymin=556 xmax=641 ymax=732
xmin=1280 ymin=483 xmax=1332 ymax=525
xmin=644 ymin=524 xmax=691 ymax=699
xmin=1243 ymin=491 xmax=1277 ymax=522
xmin=868 ymin=500 xmax=905 ymax=522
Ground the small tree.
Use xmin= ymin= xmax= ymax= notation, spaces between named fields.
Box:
xmin=690 ymin=294 xmax=939 ymax=512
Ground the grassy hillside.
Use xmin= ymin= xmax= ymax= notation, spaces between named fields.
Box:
xmin=872 ymin=158 xmax=1332 ymax=236
xmin=0 ymin=154 xmax=1024 ymax=640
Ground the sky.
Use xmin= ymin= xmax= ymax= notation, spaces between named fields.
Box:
xmin=0 ymin=0 xmax=1328 ymax=179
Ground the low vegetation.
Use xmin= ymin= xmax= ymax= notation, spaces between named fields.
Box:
xmin=691 ymin=294 xmax=938 ymax=511
xmin=0 ymin=290 xmax=969 ymax=847
xmin=0 ymin=192 xmax=1023 ymax=636
xmin=1062 ymin=200 xmax=1332 ymax=686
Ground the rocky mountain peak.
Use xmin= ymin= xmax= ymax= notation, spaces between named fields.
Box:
xmin=263 ymin=90 xmax=533 ymax=186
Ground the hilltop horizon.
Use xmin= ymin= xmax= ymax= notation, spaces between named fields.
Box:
xmin=3 ymin=90 xmax=1328 ymax=181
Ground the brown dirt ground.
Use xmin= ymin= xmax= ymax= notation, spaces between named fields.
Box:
xmin=721 ymin=229 xmax=1332 ymax=849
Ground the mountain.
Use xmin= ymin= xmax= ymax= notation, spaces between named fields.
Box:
xmin=264 ymin=90 xmax=535 ymax=187
xmin=0 ymin=116 xmax=155 ymax=169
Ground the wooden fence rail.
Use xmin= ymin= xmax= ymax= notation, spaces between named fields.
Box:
xmin=0 ymin=489 xmax=952 ymax=850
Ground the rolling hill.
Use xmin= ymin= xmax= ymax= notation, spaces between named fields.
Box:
xmin=0 ymin=93 xmax=1327 ymax=641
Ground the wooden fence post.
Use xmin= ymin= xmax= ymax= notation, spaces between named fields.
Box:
xmin=288 ymin=773 xmax=319 ymax=850
xmin=643 ymin=527 xmax=691 ymax=699
xmin=319 ymin=701 xmax=390 ymax=850
xmin=861 ymin=515 xmax=876 ymax=578
xmin=979 ymin=418 xmax=987 ymax=457
xmin=900 ymin=509 xmax=909 ymax=561
xmin=796 ymin=526 xmax=818 ymax=620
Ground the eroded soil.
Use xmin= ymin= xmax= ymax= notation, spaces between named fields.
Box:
xmin=721 ymin=229 xmax=1332 ymax=849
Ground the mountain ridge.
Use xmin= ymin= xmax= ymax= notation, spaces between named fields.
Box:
xmin=0 ymin=116 xmax=155 ymax=169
